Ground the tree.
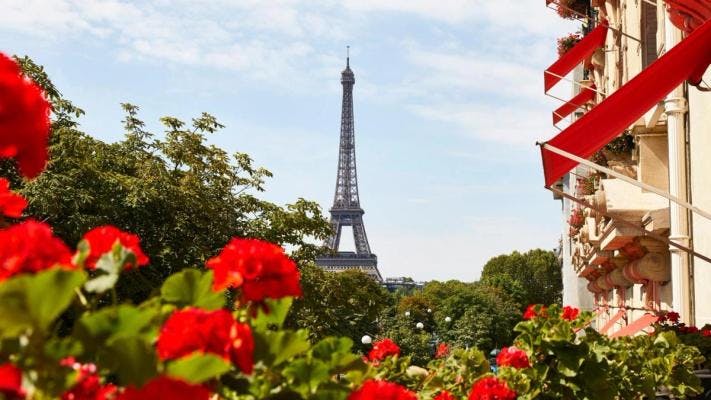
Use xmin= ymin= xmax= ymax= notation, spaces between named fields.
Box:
xmin=480 ymin=249 xmax=562 ymax=307
xmin=286 ymin=264 xmax=390 ymax=349
xmin=2 ymin=57 xmax=332 ymax=302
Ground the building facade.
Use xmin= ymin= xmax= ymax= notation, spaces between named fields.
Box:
xmin=546 ymin=0 xmax=711 ymax=335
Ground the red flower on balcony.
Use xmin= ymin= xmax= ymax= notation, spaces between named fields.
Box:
xmin=348 ymin=380 xmax=417 ymax=400
xmin=468 ymin=376 xmax=517 ymax=400
xmin=0 ymin=53 xmax=51 ymax=179
xmin=523 ymin=304 xmax=547 ymax=320
xmin=561 ymin=306 xmax=580 ymax=321
xmin=157 ymin=308 xmax=254 ymax=374
xmin=0 ymin=363 xmax=25 ymax=400
xmin=666 ymin=311 xmax=680 ymax=323
xmin=0 ymin=219 xmax=74 ymax=281
xmin=206 ymin=238 xmax=301 ymax=302
xmin=496 ymin=346 xmax=530 ymax=369
xmin=80 ymin=225 xmax=149 ymax=270
xmin=118 ymin=376 xmax=210 ymax=400
xmin=0 ymin=178 xmax=27 ymax=218
xmin=367 ymin=338 xmax=400 ymax=363
xmin=435 ymin=342 xmax=450 ymax=358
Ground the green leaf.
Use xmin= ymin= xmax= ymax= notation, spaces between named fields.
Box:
xmin=0 ymin=269 xmax=86 ymax=337
xmin=84 ymin=245 xmax=136 ymax=294
xmin=254 ymin=329 xmax=310 ymax=367
xmin=74 ymin=304 xmax=159 ymax=348
xmin=166 ymin=353 xmax=231 ymax=384
xmin=282 ymin=359 xmax=330 ymax=395
xmin=311 ymin=337 xmax=360 ymax=370
xmin=84 ymin=273 xmax=119 ymax=293
xmin=104 ymin=336 xmax=158 ymax=386
xmin=251 ymin=297 xmax=293 ymax=331
xmin=160 ymin=269 xmax=225 ymax=310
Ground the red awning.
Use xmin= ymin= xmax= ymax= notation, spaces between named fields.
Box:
xmin=553 ymin=84 xmax=596 ymax=125
xmin=541 ymin=19 xmax=711 ymax=187
xmin=609 ymin=313 xmax=658 ymax=338
xmin=664 ymin=0 xmax=711 ymax=33
xmin=544 ymin=23 xmax=608 ymax=92
xmin=599 ymin=309 xmax=625 ymax=334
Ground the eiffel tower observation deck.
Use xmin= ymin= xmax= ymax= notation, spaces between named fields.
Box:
xmin=316 ymin=51 xmax=382 ymax=282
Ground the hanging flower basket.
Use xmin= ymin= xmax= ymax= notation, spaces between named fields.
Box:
xmin=556 ymin=0 xmax=590 ymax=19
xmin=557 ymin=32 xmax=582 ymax=56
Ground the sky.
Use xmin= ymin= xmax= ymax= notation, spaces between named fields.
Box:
xmin=1 ymin=0 xmax=580 ymax=282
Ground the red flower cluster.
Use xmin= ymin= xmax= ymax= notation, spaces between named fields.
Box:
xmin=496 ymin=346 xmax=530 ymax=369
xmin=468 ymin=377 xmax=517 ymax=400
xmin=60 ymin=358 xmax=117 ymax=400
xmin=561 ymin=306 xmax=580 ymax=321
xmin=702 ymin=328 xmax=711 ymax=337
xmin=0 ymin=363 xmax=25 ymax=400
xmin=666 ymin=311 xmax=680 ymax=323
xmin=367 ymin=338 xmax=400 ymax=363
xmin=435 ymin=342 xmax=450 ymax=359
xmin=523 ymin=304 xmax=546 ymax=320
xmin=0 ymin=178 xmax=27 ymax=218
xmin=348 ymin=380 xmax=417 ymax=400
xmin=118 ymin=376 xmax=209 ymax=400
xmin=0 ymin=53 xmax=51 ymax=179
xmin=0 ymin=219 xmax=73 ymax=281
xmin=206 ymin=238 xmax=301 ymax=302
xmin=434 ymin=390 xmax=456 ymax=400
xmin=157 ymin=308 xmax=254 ymax=374
xmin=679 ymin=325 xmax=700 ymax=334
xmin=80 ymin=225 xmax=149 ymax=270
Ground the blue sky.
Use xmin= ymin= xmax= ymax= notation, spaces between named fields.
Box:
xmin=1 ymin=1 xmax=579 ymax=281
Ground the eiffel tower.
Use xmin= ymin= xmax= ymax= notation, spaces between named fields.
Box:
xmin=316 ymin=51 xmax=382 ymax=282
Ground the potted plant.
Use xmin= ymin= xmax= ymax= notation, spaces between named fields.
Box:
xmin=557 ymin=32 xmax=582 ymax=56
xmin=556 ymin=0 xmax=591 ymax=19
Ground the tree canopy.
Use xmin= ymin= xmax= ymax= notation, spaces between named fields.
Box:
xmin=2 ymin=56 xmax=332 ymax=302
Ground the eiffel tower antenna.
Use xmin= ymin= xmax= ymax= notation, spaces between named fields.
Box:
xmin=316 ymin=52 xmax=382 ymax=281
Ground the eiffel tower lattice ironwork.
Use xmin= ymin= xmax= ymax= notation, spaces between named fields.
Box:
xmin=316 ymin=53 xmax=382 ymax=281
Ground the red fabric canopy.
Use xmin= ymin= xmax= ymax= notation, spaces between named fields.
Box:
xmin=541 ymin=19 xmax=711 ymax=187
xmin=552 ymin=84 xmax=596 ymax=125
xmin=664 ymin=0 xmax=711 ymax=33
xmin=599 ymin=309 xmax=625 ymax=334
xmin=544 ymin=23 xmax=608 ymax=93
xmin=609 ymin=313 xmax=658 ymax=338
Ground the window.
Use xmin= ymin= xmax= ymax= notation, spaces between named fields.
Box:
xmin=641 ymin=1 xmax=658 ymax=68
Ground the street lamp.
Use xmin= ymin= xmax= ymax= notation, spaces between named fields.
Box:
xmin=361 ymin=335 xmax=372 ymax=345
xmin=427 ymin=308 xmax=432 ymax=313
xmin=444 ymin=316 xmax=452 ymax=323
xmin=416 ymin=322 xmax=424 ymax=330
xmin=404 ymin=311 xmax=410 ymax=317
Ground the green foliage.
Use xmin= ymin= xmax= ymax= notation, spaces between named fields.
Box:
xmin=0 ymin=269 xmax=87 ymax=338
xmin=160 ymin=269 xmax=225 ymax=310
xmin=286 ymin=265 xmax=390 ymax=349
xmin=500 ymin=304 xmax=704 ymax=400
xmin=480 ymin=249 xmax=563 ymax=307
xmin=166 ymin=353 xmax=231 ymax=384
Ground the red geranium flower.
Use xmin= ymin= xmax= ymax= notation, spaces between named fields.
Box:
xmin=666 ymin=311 xmax=680 ymax=323
xmin=468 ymin=376 xmax=516 ymax=400
xmin=0 ymin=219 xmax=74 ymax=281
xmin=348 ymin=380 xmax=417 ymax=400
xmin=701 ymin=328 xmax=711 ymax=337
xmin=60 ymin=359 xmax=117 ymax=400
xmin=561 ymin=306 xmax=580 ymax=321
xmin=157 ymin=308 xmax=254 ymax=374
xmin=523 ymin=304 xmax=546 ymax=320
xmin=367 ymin=338 xmax=400 ymax=363
xmin=0 ymin=53 xmax=51 ymax=179
xmin=434 ymin=390 xmax=457 ymax=400
xmin=496 ymin=346 xmax=530 ymax=369
xmin=80 ymin=226 xmax=149 ymax=270
xmin=0 ymin=178 xmax=27 ymax=218
xmin=117 ymin=376 xmax=210 ymax=400
xmin=435 ymin=342 xmax=450 ymax=359
xmin=206 ymin=238 xmax=301 ymax=302
xmin=0 ymin=363 xmax=25 ymax=400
